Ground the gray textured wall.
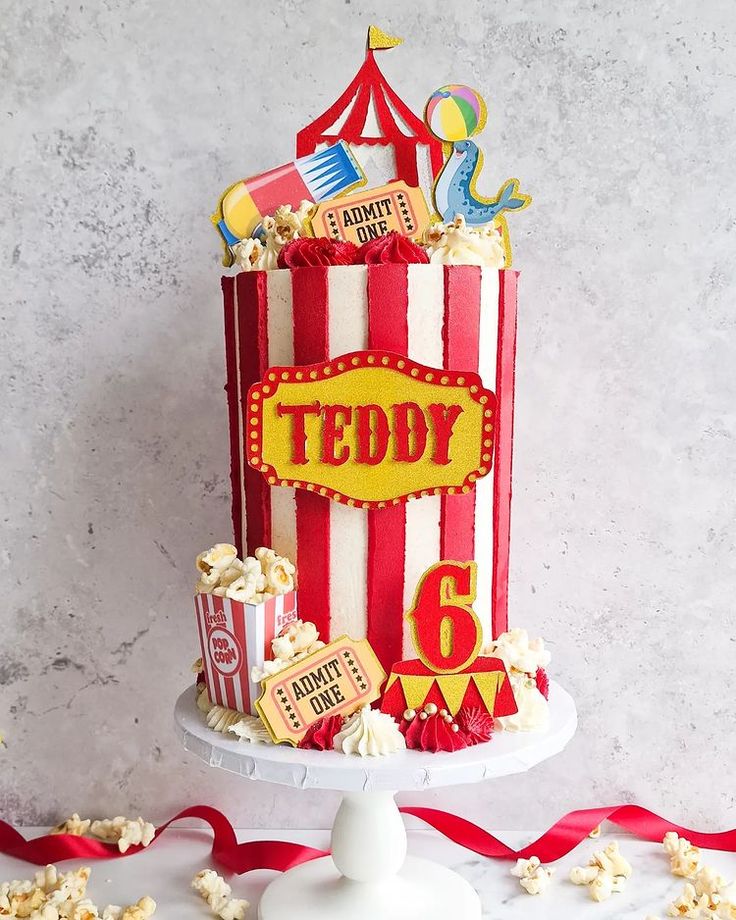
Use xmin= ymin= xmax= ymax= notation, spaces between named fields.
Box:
xmin=2 ymin=0 xmax=735 ymax=829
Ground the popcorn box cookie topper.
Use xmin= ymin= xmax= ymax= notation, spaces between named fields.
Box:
xmin=256 ymin=636 xmax=386 ymax=745
xmin=247 ymin=350 xmax=496 ymax=508
xmin=195 ymin=591 xmax=298 ymax=716
xmin=307 ymin=181 xmax=430 ymax=244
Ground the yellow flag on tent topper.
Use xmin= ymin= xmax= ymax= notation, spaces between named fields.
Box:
xmin=367 ymin=25 xmax=403 ymax=51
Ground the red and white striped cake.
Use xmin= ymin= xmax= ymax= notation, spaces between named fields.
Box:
xmin=222 ymin=263 xmax=517 ymax=674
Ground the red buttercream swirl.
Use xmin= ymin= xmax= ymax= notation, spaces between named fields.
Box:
xmin=356 ymin=231 xmax=429 ymax=265
xmin=401 ymin=712 xmax=468 ymax=753
xmin=535 ymin=668 xmax=550 ymax=700
xmin=455 ymin=707 xmax=494 ymax=746
xmin=278 ymin=237 xmax=358 ymax=268
xmin=297 ymin=715 xmax=344 ymax=751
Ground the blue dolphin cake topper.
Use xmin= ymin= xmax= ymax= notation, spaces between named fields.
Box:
xmin=424 ymin=84 xmax=531 ymax=264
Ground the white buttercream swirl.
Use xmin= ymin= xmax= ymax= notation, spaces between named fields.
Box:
xmin=423 ymin=214 xmax=506 ymax=267
xmin=333 ymin=706 xmax=406 ymax=757
xmin=495 ymin=672 xmax=549 ymax=732
xmin=206 ymin=705 xmax=243 ymax=733
xmin=228 ymin=714 xmax=273 ymax=745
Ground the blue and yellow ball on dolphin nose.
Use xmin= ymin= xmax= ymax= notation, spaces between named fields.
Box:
xmin=424 ymin=84 xmax=531 ymax=262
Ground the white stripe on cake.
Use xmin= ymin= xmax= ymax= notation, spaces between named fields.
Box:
xmin=328 ymin=266 xmax=369 ymax=641
xmin=266 ymin=270 xmax=295 ymax=366
xmin=475 ymin=269 xmax=501 ymax=642
xmin=266 ymin=271 xmax=298 ymax=563
xmin=402 ymin=264 xmax=445 ymax=658
xmin=231 ymin=283 xmax=248 ymax=555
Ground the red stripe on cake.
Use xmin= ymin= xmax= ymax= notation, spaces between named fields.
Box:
xmin=440 ymin=265 xmax=482 ymax=562
xmin=236 ymin=272 xmax=272 ymax=555
xmin=223 ymin=277 xmax=244 ymax=557
xmin=291 ymin=268 xmax=331 ymax=641
xmin=366 ymin=264 xmax=408 ymax=673
xmin=492 ymin=270 xmax=518 ymax=637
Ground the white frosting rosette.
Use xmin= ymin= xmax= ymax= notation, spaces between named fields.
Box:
xmin=495 ymin=672 xmax=550 ymax=732
xmin=423 ymin=215 xmax=506 ymax=267
xmin=228 ymin=714 xmax=272 ymax=745
xmin=333 ymin=706 xmax=405 ymax=757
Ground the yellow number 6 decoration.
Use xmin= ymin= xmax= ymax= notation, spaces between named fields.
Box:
xmin=406 ymin=561 xmax=483 ymax=675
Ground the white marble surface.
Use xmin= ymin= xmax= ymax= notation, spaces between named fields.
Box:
xmin=2 ymin=0 xmax=736 ymax=829
xmin=2 ymin=826 xmax=736 ymax=919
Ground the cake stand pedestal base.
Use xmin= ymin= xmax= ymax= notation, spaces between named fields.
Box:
xmin=175 ymin=684 xmax=577 ymax=920
xmin=259 ymin=790 xmax=480 ymax=919
xmin=258 ymin=854 xmax=480 ymax=920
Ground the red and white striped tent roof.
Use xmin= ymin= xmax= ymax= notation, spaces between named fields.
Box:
xmin=296 ymin=35 xmax=444 ymax=192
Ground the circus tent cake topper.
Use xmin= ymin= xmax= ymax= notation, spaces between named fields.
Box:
xmin=210 ymin=25 xmax=531 ymax=268
xmin=296 ymin=27 xmax=444 ymax=197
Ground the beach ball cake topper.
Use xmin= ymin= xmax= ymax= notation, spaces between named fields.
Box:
xmin=424 ymin=84 xmax=488 ymax=143
xmin=424 ymin=84 xmax=530 ymax=264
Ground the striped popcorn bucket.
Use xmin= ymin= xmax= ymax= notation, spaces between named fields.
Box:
xmin=195 ymin=590 xmax=298 ymax=715
xmin=222 ymin=264 xmax=517 ymax=674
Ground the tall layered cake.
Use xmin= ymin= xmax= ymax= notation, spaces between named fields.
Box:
xmin=224 ymin=262 xmax=517 ymax=666
xmin=191 ymin=27 xmax=555 ymax=756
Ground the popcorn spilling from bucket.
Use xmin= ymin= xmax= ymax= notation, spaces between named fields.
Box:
xmin=193 ymin=543 xmax=300 ymax=715
xmin=195 ymin=544 xmax=295 ymax=603
xmin=250 ymin=619 xmax=325 ymax=683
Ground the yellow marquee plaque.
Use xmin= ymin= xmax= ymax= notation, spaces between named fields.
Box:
xmin=246 ymin=350 xmax=495 ymax=508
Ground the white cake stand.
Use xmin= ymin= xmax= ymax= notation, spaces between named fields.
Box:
xmin=175 ymin=683 xmax=576 ymax=920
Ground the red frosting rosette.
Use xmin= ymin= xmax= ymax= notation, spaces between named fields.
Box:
xmin=297 ymin=715 xmax=344 ymax=751
xmin=400 ymin=705 xmax=468 ymax=753
xmin=278 ymin=237 xmax=358 ymax=268
xmin=356 ymin=231 xmax=429 ymax=265
xmin=455 ymin=707 xmax=494 ymax=746
xmin=535 ymin=668 xmax=550 ymax=700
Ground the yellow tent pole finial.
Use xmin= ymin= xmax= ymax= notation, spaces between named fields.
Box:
xmin=367 ymin=25 xmax=403 ymax=51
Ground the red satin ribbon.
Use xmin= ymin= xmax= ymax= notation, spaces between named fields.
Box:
xmin=2 ymin=804 xmax=736 ymax=873
xmin=0 ymin=807 xmax=327 ymax=873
